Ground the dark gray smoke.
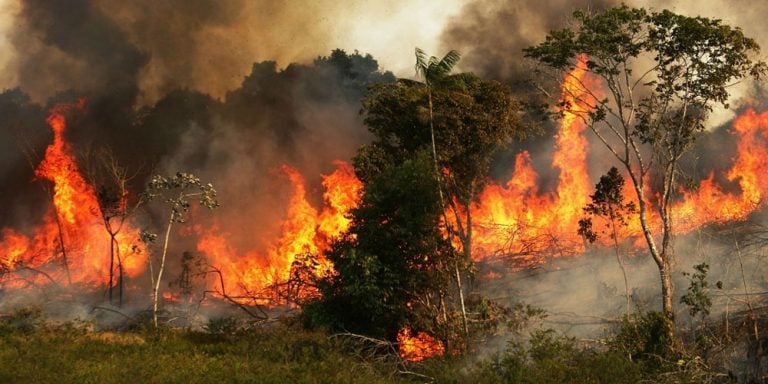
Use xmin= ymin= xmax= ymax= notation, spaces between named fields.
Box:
xmin=9 ymin=0 xmax=146 ymax=105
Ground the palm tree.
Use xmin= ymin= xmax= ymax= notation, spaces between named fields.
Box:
xmin=413 ymin=47 xmax=461 ymax=180
xmin=412 ymin=48 xmax=469 ymax=336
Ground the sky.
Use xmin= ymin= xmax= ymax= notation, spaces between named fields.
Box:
xmin=0 ymin=0 xmax=765 ymax=110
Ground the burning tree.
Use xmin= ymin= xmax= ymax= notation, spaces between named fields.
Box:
xmin=306 ymin=153 xmax=454 ymax=348
xmin=143 ymin=172 xmax=218 ymax=328
xmin=81 ymin=147 xmax=143 ymax=307
xmin=525 ymin=5 xmax=766 ymax=339
xmin=316 ymin=53 xmax=531 ymax=352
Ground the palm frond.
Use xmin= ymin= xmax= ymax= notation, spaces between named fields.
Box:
xmin=415 ymin=48 xmax=462 ymax=85
xmin=435 ymin=50 xmax=461 ymax=78
xmin=415 ymin=47 xmax=429 ymax=79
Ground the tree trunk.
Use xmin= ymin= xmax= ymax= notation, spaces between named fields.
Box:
xmin=427 ymin=88 xmax=469 ymax=340
xmin=628 ymin=167 xmax=676 ymax=342
xmin=152 ymin=213 xmax=174 ymax=328
xmin=658 ymin=256 xmax=675 ymax=341
xmin=455 ymin=263 xmax=468 ymax=336
xmin=52 ymin=205 xmax=72 ymax=285
xmin=108 ymin=230 xmax=116 ymax=305
xmin=610 ymin=219 xmax=630 ymax=316
xmin=117 ymin=250 xmax=124 ymax=307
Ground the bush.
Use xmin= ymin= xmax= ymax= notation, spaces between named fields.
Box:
xmin=611 ymin=311 xmax=672 ymax=364
xmin=469 ymin=329 xmax=643 ymax=384
xmin=0 ymin=306 xmax=44 ymax=335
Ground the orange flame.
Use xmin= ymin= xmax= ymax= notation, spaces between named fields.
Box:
xmin=469 ymin=55 xmax=768 ymax=265
xmin=673 ymin=109 xmax=768 ymax=229
xmin=0 ymin=102 xmax=145 ymax=287
xmin=470 ymin=54 xmax=597 ymax=264
xmin=0 ymin=54 xmax=767 ymax=347
xmin=397 ymin=327 xmax=445 ymax=362
xmin=197 ymin=161 xmax=362 ymax=303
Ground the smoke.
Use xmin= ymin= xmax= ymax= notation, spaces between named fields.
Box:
xmin=7 ymin=0 xmax=146 ymax=104
xmin=477 ymin=221 xmax=768 ymax=344
xmin=0 ymin=0 xmax=403 ymax=317
xmin=0 ymin=0 xmax=465 ymax=106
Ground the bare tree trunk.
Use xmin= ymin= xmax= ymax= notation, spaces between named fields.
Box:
xmin=108 ymin=230 xmax=116 ymax=304
xmin=734 ymin=236 xmax=759 ymax=340
xmin=153 ymin=214 xmax=174 ymax=328
xmin=52 ymin=205 xmax=72 ymax=285
xmin=454 ymin=263 xmax=468 ymax=335
xmin=629 ymin=169 xmax=675 ymax=342
xmin=659 ymin=256 xmax=675 ymax=340
xmin=117 ymin=246 xmax=124 ymax=307
xmin=611 ymin=220 xmax=630 ymax=316
xmin=427 ymin=89 xmax=469 ymax=339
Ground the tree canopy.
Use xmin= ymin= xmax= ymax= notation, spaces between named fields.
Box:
xmin=306 ymin=152 xmax=451 ymax=341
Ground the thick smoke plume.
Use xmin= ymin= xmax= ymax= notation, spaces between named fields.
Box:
xmin=1 ymin=0 xmax=462 ymax=105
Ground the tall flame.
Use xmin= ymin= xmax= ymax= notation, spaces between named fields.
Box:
xmin=197 ymin=161 xmax=362 ymax=303
xmin=0 ymin=102 xmax=145 ymax=287
xmin=0 ymin=55 xmax=767 ymax=367
xmin=470 ymin=55 xmax=597 ymax=264
xmin=470 ymin=56 xmax=768 ymax=265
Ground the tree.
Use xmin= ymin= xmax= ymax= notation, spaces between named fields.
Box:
xmin=525 ymin=5 xmax=766 ymax=338
xmin=360 ymin=66 xmax=528 ymax=337
xmin=82 ymin=147 xmax=142 ymax=307
xmin=142 ymin=172 xmax=218 ymax=328
xmin=412 ymin=47 xmax=465 ymax=334
xmin=306 ymin=152 xmax=454 ymax=345
xmin=412 ymin=47 xmax=461 ymax=197
xmin=578 ymin=167 xmax=636 ymax=315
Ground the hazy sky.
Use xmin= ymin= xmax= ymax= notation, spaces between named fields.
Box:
xmin=0 ymin=0 xmax=765 ymax=109
xmin=0 ymin=0 xmax=467 ymax=103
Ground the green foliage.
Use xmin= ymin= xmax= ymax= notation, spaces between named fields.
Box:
xmin=611 ymin=311 xmax=673 ymax=363
xmin=305 ymin=152 xmax=452 ymax=341
xmin=527 ymin=4 xmax=766 ymax=335
xmin=470 ymin=329 xmax=643 ymax=384
xmin=680 ymin=263 xmax=712 ymax=318
xmin=578 ymin=167 xmax=636 ymax=243
xmin=0 ymin=307 xmax=44 ymax=335
xmin=360 ymin=72 xmax=527 ymax=204
xmin=144 ymin=172 xmax=219 ymax=224
xmin=204 ymin=316 xmax=241 ymax=337
xmin=525 ymin=4 xmax=766 ymax=170
xmin=414 ymin=48 xmax=461 ymax=86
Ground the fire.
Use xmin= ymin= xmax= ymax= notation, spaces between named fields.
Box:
xmin=0 ymin=101 xmax=362 ymax=305
xmin=469 ymin=56 xmax=768 ymax=265
xmin=397 ymin=327 xmax=445 ymax=362
xmin=0 ymin=102 xmax=145 ymax=287
xmin=197 ymin=161 xmax=362 ymax=303
xmin=671 ymin=108 xmax=768 ymax=231
xmin=470 ymin=54 xmax=597 ymax=263
xmin=0 ymin=55 xmax=767 ymax=361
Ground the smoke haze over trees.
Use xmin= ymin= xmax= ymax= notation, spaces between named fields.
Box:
xmin=5 ymin=2 xmax=768 ymax=381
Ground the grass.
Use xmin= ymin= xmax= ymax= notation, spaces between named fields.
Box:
xmin=0 ymin=320 xmax=404 ymax=384
xmin=0 ymin=308 xmax=748 ymax=384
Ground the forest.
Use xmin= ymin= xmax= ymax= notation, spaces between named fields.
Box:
xmin=2 ymin=2 xmax=768 ymax=383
